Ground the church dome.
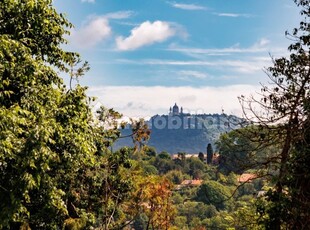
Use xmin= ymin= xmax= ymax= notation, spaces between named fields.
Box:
xmin=172 ymin=103 xmax=179 ymax=115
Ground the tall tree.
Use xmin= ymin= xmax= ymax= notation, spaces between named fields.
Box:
xmin=239 ymin=0 xmax=310 ymax=228
xmin=198 ymin=152 xmax=204 ymax=162
xmin=206 ymin=143 xmax=213 ymax=164
xmin=0 ymin=0 xmax=97 ymax=228
xmin=216 ymin=126 xmax=275 ymax=174
xmin=0 ymin=1 xmax=152 ymax=229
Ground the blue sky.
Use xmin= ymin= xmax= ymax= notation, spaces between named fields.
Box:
xmin=54 ymin=0 xmax=300 ymax=117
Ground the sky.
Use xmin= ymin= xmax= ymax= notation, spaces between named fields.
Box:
xmin=53 ymin=0 xmax=301 ymax=118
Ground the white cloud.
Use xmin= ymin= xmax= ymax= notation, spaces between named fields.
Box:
xmin=81 ymin=0 xmax=95 ymax=3
xmin=253 ymin=38 xmax=270 ymax=47
xmin=169 ymin=46 xmax=265 ymax=55
xmin=105 ymin=11 xmax=133 ymax=20
xmin=115 ymin=38 xmax=288 ymax=75
xmin=169 ymin=2 xmax=207 ymax=10
xmin=164 ymin=38 xmax=289 ymax=71
xmin=168 ymin=38 xmax=273 ymax=55
xmin=117 ymin=58 xmax=269 ymax=74
xmin=71 ymin=16 xmax=111 ymax=48
xmin=178 ymin=70 xmax=209 ymax=79
xmin=215 ymin=13 xmax=252 ymax=18
xmin=88 ymin=85 xmax=260 ymax=118
xmin=70 ymin=11 xmax=133 ymax=48
xmin=116 ymin=21 xmax=177 ymax=51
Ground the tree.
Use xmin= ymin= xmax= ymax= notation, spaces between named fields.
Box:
xmin=0 ymin=0 xmax=95 ymax=228
xmin=198 ymin=152 xmax=204 ymax=162
xmin=152 ymin=156 xmax=174 ymax=174
xmin=0 ymin=1 xmax=140 ymax=229
xmin=130 ymin=118 xmax=151 ymax=152
xmin=132 ymin=213 xmax=148 ymax=230
xmin=158 ymin=151 xmax=171 ymax=159
xmin=239 ymin=0 xmax=310 ymax=228
xmin=174 ymin=216 xmax=187 ymax=229
xmin=216 ymin=126 xmax=275 ymax=174
xmin=177 ymin=201 xmax=217 ymax=226
xmin=206 ymin=143 xmax=213 ymax=164
xmin=165 ymin=170 xmax=188 ymax=184
xmin=196 ymin=181 xmax=232 ymax=210
xmin=0 ymin=1 xmax=156 ymax=229
xmin=186 ymin=157 xmax=206 ymax=179
xmin=143 ymin=145 xmax=157 ymax=158
xmin=137 ymin=176 xmax=176 ymax=230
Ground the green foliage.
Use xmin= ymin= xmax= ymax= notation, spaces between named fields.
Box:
xmin=186 ymin=157 xmax=206 ymax=179
xmin=142 ymin=145 xmax=157 ymax=158
xmin=0 ymin=1 xmax=94 ymax=228
xmin=226 ymin=172 xmax=238 ymax=186
xmin=178 ymin=202 xmax=218 ymax=224
xmin=63 ymin=218 xmax=87 ymax=230
xmin=165 ymin=170 xmax=189 ymax=184
xmin=196 ymin=181 xmax=232 ymax=210
xmin=152 ymin=155 xmax=174 ymax=174
xmin=216 ymin=128 xmax=255 ymax=174
xmin=0 ymin=1 xmax=147 ymax=229
xmin=238 ymin=183 xmax=256 ymax=197
xmin=216 ymin=126 xmax=276 ymax=174
xmin=174 ymin=216 xmax=187 ymax=230
xmin=0 ymin=0 xmax=75 ymax=70
xmin=158 ymin=151 xmax=171 ymax=159
xmin=142 ymin=164 xmax=159 ymax=175
xmin=132 ymin=213 xmax=148 ymax=230
xmin=203 ymin=212 xmax=232 ymax=230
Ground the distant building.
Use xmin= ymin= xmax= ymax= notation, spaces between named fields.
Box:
xmin=172 ymin=152 xmax=220 ymax=165
xmin=169 ymin=103 xmax=184 ymax=116
xmin=172 ymin=154 xmax=199 ymax=159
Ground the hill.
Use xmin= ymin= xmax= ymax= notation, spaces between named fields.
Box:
xmin=115 ymin=113 xmax=244 ymax=153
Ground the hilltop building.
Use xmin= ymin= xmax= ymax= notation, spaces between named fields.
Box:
xmin=169 ymin=103 xmax=184 ymax=116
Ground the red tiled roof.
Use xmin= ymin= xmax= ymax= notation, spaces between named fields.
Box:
xmin=238 ymin=173 xmax=257 ymax=183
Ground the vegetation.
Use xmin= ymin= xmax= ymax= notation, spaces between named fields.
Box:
xmin=0 ymin=1 xmax=173 ymax=229
xmin=239 ymin=0 xmax=310 ymax=228
xmin=0 ymin=0 xmax=309 ymax=229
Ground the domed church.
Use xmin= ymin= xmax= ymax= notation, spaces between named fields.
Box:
xmin=169 ymin=103 xmax=183 ymax=116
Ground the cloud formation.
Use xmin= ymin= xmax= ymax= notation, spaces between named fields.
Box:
xmin=88 ymin=85 xmax=260 ymax=117
xmin=168 ymin=38 xmax=273 ymax=56
xmin=105 ymin=11 xmax=134 ymax=19
xmin=117 ymin=57 xmax=269 ymax=74
xmin=116 ymin=21 xmax=177 ymax=51
xmin=178 ymin=70 xmax=209 ymax=80
xmin=70 ymin=11 xmax=133 ymax=48
xmin=71 ymin=17 xmax=111 ymax=48
xmin=168 ymin=2 xmax=207 ymax=10
xmin=215 ymin=13 xmax=252 ymax=18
